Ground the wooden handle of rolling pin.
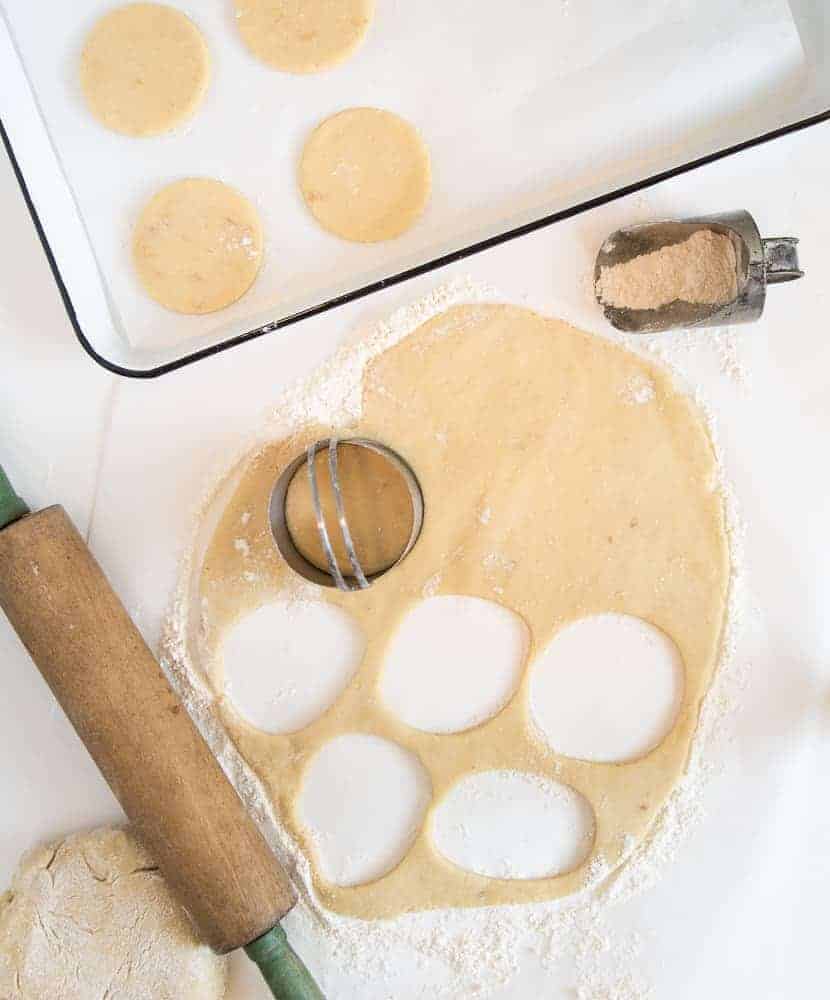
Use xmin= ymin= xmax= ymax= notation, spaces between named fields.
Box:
xmin=0 ymin=505 xmax=296 ymax=955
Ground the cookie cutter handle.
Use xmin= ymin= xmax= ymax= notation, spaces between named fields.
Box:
xmin=763 ymin=237 xmax=804 ymax=285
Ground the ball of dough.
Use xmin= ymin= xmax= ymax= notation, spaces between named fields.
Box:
xmin=299 ymin=108 xmax=431 ymax=243
xmin=0 ymin=828 xmax=226 ymax=1000
xmin=133 ymin=178 xmax=264 ymax=314
xmin=234 ymin=0 xmax=374 ymax=74
xmin=79 ymin=3 xmax=210 ymax=137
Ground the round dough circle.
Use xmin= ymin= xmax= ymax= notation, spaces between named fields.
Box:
xmin=299 ymin=108 xmax=431 ymax=243
xmin=79 ymin=3 xmax=210 ymax=137
xmin=234 ymin=0 xmax=374 ymax=74
xmin=0 ymin=828 xmax=226 ymax=999
xmin=133 ymin=178 xmax=264 ymax=314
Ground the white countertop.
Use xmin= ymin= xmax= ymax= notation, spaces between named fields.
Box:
xmin=2 ymin=114 xmax=829 ymax=997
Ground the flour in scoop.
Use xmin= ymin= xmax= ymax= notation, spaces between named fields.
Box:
xmin=597 ymin=229 xmax=739 ymax=311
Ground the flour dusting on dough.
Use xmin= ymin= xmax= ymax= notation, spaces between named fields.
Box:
xmin=161 ymin=278 xmax=745 ymax=999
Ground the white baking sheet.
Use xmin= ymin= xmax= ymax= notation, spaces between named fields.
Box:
xmin=1 ymin=0 xmax=807 ymax=360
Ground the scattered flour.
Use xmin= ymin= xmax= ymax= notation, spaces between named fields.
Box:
xmin=621 ymin=373 xmax=656 ymax=406
xmin=638 ymin=324 xmax=750 ymax=391
xmin=159 ymin=278 xmax=747 ymax=1000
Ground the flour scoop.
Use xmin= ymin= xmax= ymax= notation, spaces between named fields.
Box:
xmin=595 ymin=209 xmax=803 ymax=333
xmin=0 ymin=464 xmax=324 ymax=1000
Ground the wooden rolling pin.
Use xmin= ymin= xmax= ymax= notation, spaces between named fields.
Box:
xmin=0 ymin=466 xmax=324 ymax=999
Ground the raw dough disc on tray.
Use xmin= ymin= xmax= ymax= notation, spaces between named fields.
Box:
xmin=133 ymin=178 xmax=264 ymax=315
xmin=234 ymin=0 xmax=374 ymax=73
xmin=186 ymin=303 xmax=729 ymax=919
xmin=299 ymin=108 xmax=431 ymax=242
xmin=80 ymin=3 xmax=210 ymax=137
xmin=0 ymin=828 xmax=226 ymax=1000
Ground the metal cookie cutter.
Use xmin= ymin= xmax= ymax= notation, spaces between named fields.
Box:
xmin=595 ymin=209 xmax=804 ymax=333
xmin=269 ymin=437 xmax=424 ymax=592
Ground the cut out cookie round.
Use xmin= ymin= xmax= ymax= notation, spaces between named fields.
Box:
xmin=0 ymin=828 xmax=226 ymax=999
xmin=433 ymin=772 xmax=595 ymax=879
xmin=133 ymin=178 xmax=264 ymax=314
xmin=381 ymin=596 xmax=528 ymax=733
xmin=530 ymin=614 xmax=685 ymax=763
xmin=220 ymin=600 xmax=365 ymax=733
xmin=80 ymin=3 xmax=210 ymax=137
xmin=299 ymin=108 xmax=431 ymax=242
xmin=234 ymin=0 xmax=374 ymax=74
xmin=298 ymin=734 xmax=431 ymax=886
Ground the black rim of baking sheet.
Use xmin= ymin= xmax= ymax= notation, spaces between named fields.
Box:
xmin=2 ymin=108 xmax=829 ymax=379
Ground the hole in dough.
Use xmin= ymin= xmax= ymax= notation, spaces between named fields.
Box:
xmin=220 ymin=600 xmax=365 ymax=734
xmin=381 ymin=596 xmax=528 ymax=733
xmin=433 ymin=771 xmax=595 ymax=879
xmin=298 ymin=733 xmax=432 ymax=886
xmin=530 ymin=613 xmax=684 ymax=763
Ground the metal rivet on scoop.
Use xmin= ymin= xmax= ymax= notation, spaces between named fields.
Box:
xmin=595 ymin=209 xmax=803 ymax=333
xmin=269 ymin=437 xmax=424 ymax=591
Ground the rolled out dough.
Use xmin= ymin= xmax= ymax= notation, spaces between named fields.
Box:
xmin=133 ymin=178 xmax=264 ymax=315
xmin=234 ymin=0 xmax=374 ymax=73
xmin=299 ymin=108 xmax=431 ymax=242
xmin=79 ymin=3 xmax=210 ymax=137
xmin=190 ymin=303 xmax=729 ymax=919
xmin=0 ymin=827 xmax=226 ymax=999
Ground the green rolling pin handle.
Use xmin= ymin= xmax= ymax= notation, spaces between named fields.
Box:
xmin=0 ymin=464 xmax=29 ymax=530
xmin=246 ymin=925 xmax=326 ymax=1000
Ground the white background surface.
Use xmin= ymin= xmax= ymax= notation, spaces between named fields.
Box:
xmin=1 ymin=57 xmax=830 ymax=1000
